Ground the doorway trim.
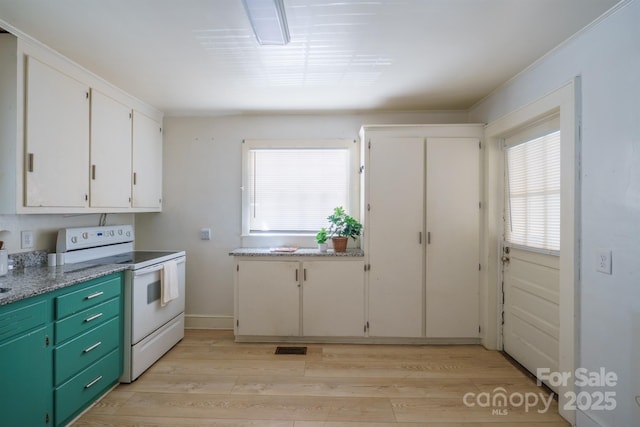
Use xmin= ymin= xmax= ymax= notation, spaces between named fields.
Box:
xmin=480 ymin=78 xmax=580 ymax=424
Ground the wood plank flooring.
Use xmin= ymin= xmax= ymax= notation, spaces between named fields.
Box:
xmin=72 ymin=330 xmax=569 ymax=426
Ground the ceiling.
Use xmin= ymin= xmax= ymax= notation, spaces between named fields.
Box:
xmin=0 ymin=0 xmax=620 ymax=116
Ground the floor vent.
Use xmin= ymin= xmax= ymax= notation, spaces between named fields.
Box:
xmin=275 ymin=346 xmax=307 ymax=355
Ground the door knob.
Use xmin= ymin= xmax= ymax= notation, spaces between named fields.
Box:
xmin=501 ymin=256 xmax=510 ymax=263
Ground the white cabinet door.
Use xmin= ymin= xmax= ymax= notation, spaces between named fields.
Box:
xmin=132 ymin=110 xmax=162 ymax=209
xmin=425 ymin=137 xmax=480 ymax=338
xmin=236 ymin=260 xmax=300 ymax=336
xmin=90 ymin=90 xmax=132 ymax=208
xmin=25 ymin=56 xmax=89 ymax=207
xmin=302 ymin=260 xmax=365 ymax=337
xmin=367 ymin=136 xmax=424 ymax=337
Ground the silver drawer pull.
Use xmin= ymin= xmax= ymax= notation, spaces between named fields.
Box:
xmin=85 ymin=291 xmax=104 ymax=300
xmin=84 ymin=313 xmax=104 ymax=323
xmin=83 ymin=341 xmax=102 ymax=353
xmin=84 ymin=375 xmax=103 ymax=389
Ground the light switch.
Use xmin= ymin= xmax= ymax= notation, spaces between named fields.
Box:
xmin=200 ymin=228 xmax=212 ymax=241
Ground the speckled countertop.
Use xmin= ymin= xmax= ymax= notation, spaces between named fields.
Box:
xmin=0 ymin=263 xmax=129 ymax=306
xmin=229 ymin=248 xmax=364 ymax=257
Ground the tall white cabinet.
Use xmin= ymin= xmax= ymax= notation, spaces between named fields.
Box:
xmin=360 ymin=125 xmax=483 ymax=339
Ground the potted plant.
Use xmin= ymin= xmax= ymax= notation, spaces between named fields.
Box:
xmin=315 ymin=227 xmax=329 ymax=252
xmin=327 ymin=206 xmax=363 ymax=252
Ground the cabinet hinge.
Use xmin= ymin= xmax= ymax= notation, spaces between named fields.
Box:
xmin=479 ymin=201 xmax=482 ymax=209
xmin=368 ymin=139 xmax=371 ymax=149
xmin=85 ymin=91 xmax=89 ymax=99
xmin=129 ymin=112 xmax=132 ymax=119
xmin=359 ymin=165 xmax=364 ymax=174
xmin=236 ymin=319 xmax=239 ymax=327
xmin=367 ymin=203 xmax=370 ymax=212
xmin=236 ymin=264 xmax=239 ymax=272
xmin=367 ymin=321 xmax=370 ymax=330
xmin=478 ymin=325 xmax=481 ymax=333
xmin=45 ymin=335 xmax=50 ymax=347
xmin=84 ymin=194 xmax=88 ymax=202
xmin=159 ymin=127 xmax=162 ymax=134
xmin=45 ymin=412 xmax=50 ymax=424
xmin=479 ymin=141 xmax=482 ymax=149
xmin=479 ymin=263 xmax=481 ymax=271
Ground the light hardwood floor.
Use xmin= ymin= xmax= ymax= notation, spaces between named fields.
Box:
xmin=73 ymin=330 xmax=570 ymax=426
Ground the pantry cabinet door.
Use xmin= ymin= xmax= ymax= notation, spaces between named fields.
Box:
xmin=366 ymin=136 xmax=424 ymax=337
xmin=425 ymin=137 xmax=480 ymax=338
xmin=236 ymin=260 xmax=300 ymax=336
xmin=90 ymin=90 xmax=132 ymax=208
xmin=25 ymin=56 xmax=89 ymax=207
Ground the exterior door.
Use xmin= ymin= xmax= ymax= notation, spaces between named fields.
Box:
xmin=502 ymin=123 xmax=561 ymax=392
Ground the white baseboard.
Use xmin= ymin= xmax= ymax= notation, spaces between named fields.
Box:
xmin=184 ymin=314 xmax=234 ymax=330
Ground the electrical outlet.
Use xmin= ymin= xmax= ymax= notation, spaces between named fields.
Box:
xmin=596 ymin=249 xmax=612 ymax=275
xmin=200 ymin=228 xmax=212 ymax=241
xmin=21 ymin=230 xmax=34 ymax=249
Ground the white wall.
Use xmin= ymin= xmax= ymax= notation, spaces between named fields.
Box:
xmin=469 ymin=1 xmax=640 ymax=425
xmin=0 ymin=213 xmax=134 ymax=253
xmin=134 ymin=111 xmax=469 ymax=328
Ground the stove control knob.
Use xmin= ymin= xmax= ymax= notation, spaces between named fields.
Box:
xmin=126 ymin=231 xmax=131 ymax=237
xmin=71 ymin=236 xmax=77 ymax=243
xmin=109 ymin=230 xmax=115 ymax=236
xmin=118 ymin=229 xmax=123 ymax=235
xmin=82 ymin=232 xmax=89 ymax=239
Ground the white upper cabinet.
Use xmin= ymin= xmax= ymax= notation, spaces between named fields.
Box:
xmin=0 ymin=33 xmax=162 ymax=214
xmin=90 ymin=89 xmax=132 ymax=208
xmin=132 ymin=110 xmax=162 ymax=210
xmin=25 ymin=56 xmax=90 ymax=208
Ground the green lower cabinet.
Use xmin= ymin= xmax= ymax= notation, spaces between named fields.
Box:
xmin=55 ymin=349 xmax=121 ymax=426
xmin=0 ymin=299 xmax=53 ymax=426
xmin=0 ymin=271 xmax=123 ymax=427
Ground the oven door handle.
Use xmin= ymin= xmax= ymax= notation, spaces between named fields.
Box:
xmin=133 ymin=256 xmax=185 ymax=277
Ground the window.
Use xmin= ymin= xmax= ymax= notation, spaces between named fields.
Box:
xmin=242 ymin=139 xmax=357 ymax=234
xmin=504 ymin=117 xmax=560 ymax=252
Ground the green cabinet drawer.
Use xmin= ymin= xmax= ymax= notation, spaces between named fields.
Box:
xmin=0 ymin=299 xmax=47 ymax=343
xmin=55 ymin=348 xmax=120 ymax=426
xmin=55 ymin=297 xmax=120 ymax=344
xmin=54 ymin=317 xmax=120 ymax=385
xmin=55 ymin=274 xmax=121 ymax=319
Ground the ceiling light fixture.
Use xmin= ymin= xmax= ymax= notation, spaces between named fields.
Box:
xmin=242 ymin=0 xmax=290 ymax=46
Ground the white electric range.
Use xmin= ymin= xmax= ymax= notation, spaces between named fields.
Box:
xmin=57 ymin=225 xmax=186 ymax=383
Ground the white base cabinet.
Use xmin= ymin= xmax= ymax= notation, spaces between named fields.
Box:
xmin=302 ymin=260 xmax=365 ymax=337
xmin=236 ymin=260 xmax=300 ymax=337
xmin=234 ymin=257 xmax=365 ymax=339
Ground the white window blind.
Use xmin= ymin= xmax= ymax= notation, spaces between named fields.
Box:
xmin=505 ymin=128 xmax=560 ymax=252
xmin=248 ymin=148 xmax=349 ymax=232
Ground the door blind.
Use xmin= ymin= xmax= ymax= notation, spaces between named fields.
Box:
xmin=504 ymin=125 xmax=560 ymax=252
